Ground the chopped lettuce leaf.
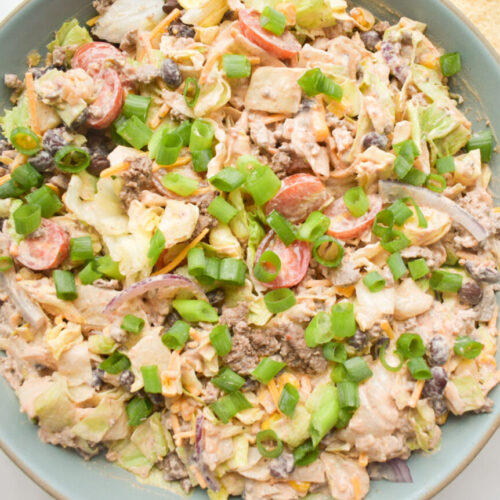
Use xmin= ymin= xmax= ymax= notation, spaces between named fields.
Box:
xmin=294 ymin=0 xmax=348 ymax=29
xmin=209 ymin=222 xmax=243 ymax=258
xmin=271 ymin=404 xmax=311 ymax=448
xmin=446 ymin=375 xmax=487 ymax=415
xmin=47 ymin=19 xmax=92 ymax=60
xmin=88 ymin=335 xmax=117 ymax=355
xmin=108 ymin=439 xmax=154 ymax=477
xmin=226 ymin=434 xmax=249 ymax=470
xmin=408 ymin=400 xmax=441 ymax=452
xmin=246 ymin=213 xmax=265 ymax=267
xmin=131 ymin=412 xmax=170 ymax=463
xmin=0 ymin=96 xmax=29 ymax=139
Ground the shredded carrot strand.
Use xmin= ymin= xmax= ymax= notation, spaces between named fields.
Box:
xmin=409 ymin=380 xmax=425 ymax=408
xmin=153 ymin=228 xmax=209 ymax=275
xmin=380 ymin=320 xmax=394 ymax=340
xmin=86 ymin=15 xmax=100 ymax=27
xmin=352 ymin=476 xmax=362 ymax=500
xmin=100 ymin=161 xmax=131 ymax=178
xmin=358 ymin=452 xmax=368 ymax=467
xmin=152 ymin=156 xmax=191 ymax=172
xmin=262 ymin=113 xmax=290 ymax=125
xmin=149 ymin=102 xmax=171 ymax=129
xmin=25 ymin=72 xmax=40 ymax=136
xmin=138 ymin=32 xmax=154 ymax=64
xmin=190 ymin=465 xmax=208 ymax=489
xmin=267 ymin=379 xmax=281 ymax=412
xmin=149 ymin=8 xmax=182 ymax=42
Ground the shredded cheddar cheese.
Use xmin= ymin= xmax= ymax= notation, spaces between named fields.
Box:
xmin=86 ymin=15 xmax=100 ymax=27
xmin=358 ymin=452 xmax=368 ymax=467
xmin=99 ymin=162 xmax=131 ymax=178
xmin=352 ymin=476 xmax=362 ymax=500
xmin=409 ymin=380 xmax=425 ymax=408
xmin=289 ymin=481 xmax=310 ymax=494
xmin=152 ymin=155 xmax=191 ymax=172
xmin=24 ymin=72 xmax=41 ymax=136
xmin=262 ymin=113 xmax=291 ymax=125
xmin=0 ymin=156 xmax=13 ymax=165
xmin=380 ymin=320 xmax=395 ymax=340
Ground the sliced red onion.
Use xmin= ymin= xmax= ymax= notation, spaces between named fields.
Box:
xmin=0 ymin=271 xmax=46 ymax=331
xmin=195 ymin=414 xmax=204 ymax=460
xmin=192 ymin=414 xmax=220 ymax=491
xmin=103 ymin=274 xmax=206 ymax=314
xmin=368 ymin=458 xmax=413 ymax=483
xmin=378 ymin=180 xmax=488 ymax=242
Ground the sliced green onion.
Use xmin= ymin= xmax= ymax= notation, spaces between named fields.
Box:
xmin=148 ymin=229 xmax=165 ymax=267
xmin=445 ymin=247 xmax=459 ymax=266
xmin=379 ymin=343 xmax=404 ymax=372
xmin=256 ymin=429 xmax=283 ymax=458
xmin=305 ymin=311 xmax=333 ymax=348
xmin=404 ymin=197 xmax=428 ymax=228
xmin=53 ymin=269 xmax=77 ymax=301
xmin=372 ymin=209 xmax=394 ymax=238
xmin=330 ymin=363 xmax=347 ymax=383
xmin=212 ymin=367 xmax=245 ymax=393
xmin=453 ymin=336 xmax=484 ymax=359
xmin=54 ymin=145 xmax=91 ymax=173
xmin=425 ymin=173 xmax=446 ymax=192
xmin=322 ymin=342 xmax=347 ymax=363
xmin=190 ymin=119 xmax=214 ymax=151
xmin=0 ymin=256 xmax=14 ymax=272
xmin=331 ymin=302 xmax=356 ymax=338
xmin=380 ymin=229 xmax=411 ymax=253
xmin=362 ymin=271 xmax=386 ymax=293
xmin=13 ymin=204 xmax=41 ymax=235
xmin=141 ymin=365 xmax=162 ymax=393
xmin=440 ymin=52 xmax=461 ymax=77
xmin=96 ymin=255 xmax=123 ymax=280
xmin=202 ymin=257 xmax=221 ymax=284
xmin=278 ymin=383 xmax=299 ymax=417
xmin=209 ymin=167 xmax=245 ymax=192
xmin=11 ymin=163 xmax=43 ymax=190
xmin=297 ymin=211 xmax=330 ymax=242
xmin=219 ymin=258 xmax=247 ymax=286
xmin=467 ymin=129 xmax=494 ymax=163
xmin=254 ymin=250 xmax=281 ymax=282
xmin=210 ymin=391 xmax=252 ymax=423
xmin=344 ymin=187 xmax=369 ymax=218
xmin=210 ymin=324 xmax=232 ymax=356
xmin=172 ymin=299 xmax=219 ymax=323
xmin=0 ymin=179 xmax=26 ymax=199
xmin=245 ymin=164 xmax=281 ymax=205
xmin=222 ymin=54 xmax=251 ymax=78
xmin=156 ymin=132 xmax=182 ymax=166
xmin=394 ymin=154 xmax=413 ymax=179
xmin=208 ymin=196 xmax=238 ymax=224
xmin=116 ymin=116 xmax=153 ymax=150
xmin=25 ymin=185 xmax=63 ymax=218
xmin=162 ymin=320 xmax=190 ymax=350
xmin=121 ymin=314 xmax=145 ymax=334
xmin=126 ymin=396 xmax=153 ymax=426
xmin=344 ymin=356 xmax=372 ymax=382
xmin=100 ymin=351 xmax=131 ymax=374
xmin=298 ymin=68 xmax=343 ymax=101
xmin=337 ymin=381 xmax=360 ymax=411
xmin=187 ymin=247 xmax=206 ymax=277
xmin=407 ymin=357 xmax=432 ymax=380
xmin=264 ymin=288 xmax=296 ymax=314
xmin=123 ymin=93 xmax=152 ymax=123
xmin=260 ymin=6 xmax=286 ymax=36
xmin=388 ymin=199 xmax=413 ymax=226
xmin=308 ymin=383 xmax=340 ymax=446
xmin=436 ymin=156 xmax=455 ymax=174
xmin=403 ymin=167 xmax=428 ymax=186
xmin=429 ymin=269 xmax=463 ymax=293
xmin=173 ymin=120 xmax=192 ymax=147
xmin=162 ymin=172 xmax=198 ymax=196
xmin=70 ymin=236 xmax=93 ymax=262
xmin=393 ymin=140 xmax=419 ymax=160
xmin=184 ymin=77 xmax=200 ymax=108
xmin=408 ymin=258 xmax=430 ymax=280
xmin=78 ymin=261 xmax=102 ymax=285
xmin=336 ymin=407 xmax=355 ymax=429
xmin=192 ymin=149 xmax=213 ymax=173
xmin=10 ymin=127 xmax=41 ymax=156
xmin=267 ymin=210 xmax=296 ymax=246
xmin=396 ymin=333 xmax=425 ymax=359
xmin=312 ymin=235 xmax=344 ymax=268
xmin=252 ymin=357 xmax=286 ymax=384
xmin=293 ymin=439 xmax=320 ymax=467
xmin=387 ymin=252 xmax=408 ymax=280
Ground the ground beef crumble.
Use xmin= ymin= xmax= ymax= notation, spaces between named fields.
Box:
xmin=120 ymin=156 xmax=154 ymax=208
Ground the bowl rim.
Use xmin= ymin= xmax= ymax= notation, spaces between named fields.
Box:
xmin=0 ymin=1 xmax=499 ymax=499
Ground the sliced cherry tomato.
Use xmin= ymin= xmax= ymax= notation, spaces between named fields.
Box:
xmin=324 ymin=195 xmax=382 ymax=240
xmin=266 ymin=174 xmax=331 ymax=223
xmin=87 ymin=69 xmax=124 ymax=129
xmin=255 ymin=231 xmax=311 ymax=289
xmin=13 ymin=219 xmax=70 ymax=271
xmin=72 ymin=41 xmax=124 ymax=77
xmin=239 ymin=9 xmax=301 ymax=60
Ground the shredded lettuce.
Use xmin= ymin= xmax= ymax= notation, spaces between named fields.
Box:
xmin=408 ymin=400 xmax=441 ymax=452
xmin=447 ymin=375 xmax=487 ymax=414
xmin=131 ymin=412 xmax=171 ymax=463
xmin=47 ymin=19 xmax=92 ymax=59
xmin=108 ymin=439 xmax=154 ymax=477
xmin=209 ymin=222 xmax=243 ymax=258
xmin=246 ymin=213 xmax=265 ymax=267
xmin=0 ymin=96 xmax=29 ymax=139
xmin=271 ymin=404 xmax=311 ymax=448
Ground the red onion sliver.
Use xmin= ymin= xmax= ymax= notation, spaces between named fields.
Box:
xmin=368 ymin=458 xmax=413 ymax=483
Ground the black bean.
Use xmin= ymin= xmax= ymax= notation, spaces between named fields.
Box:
xmin=422 ymin=366 xmax=448 ymax=399
xmin=300 ymin=98 xmax=315 ymax=112
xmin=119 ymin=369 xmax=135 ymax=390
xmin=168 ymin=21 xmax=195 ymax=39
xmin=29 ymin=151 xmax=55 ymax=172
xmin=90 ymin=368 xmax=105 ymax=390
xmin=222 ymin=9 xmax=237 ymax=21
xmin=42 ymin=128 xmax=67 ymax=155
xmin=148 ymin=393 xmax=165 ymax=406
xmin=360 ymin=30 xmax=381 ymax=52
xmin=269 ymin=452 xmax=295 ymax=479
xmin=241 ymin=378 xmax=259 ymax=392
xmin=458 ymin=281 xmax=483 ymax=306
xmin=348 ymin=329 xmax=369 ymax=351
xmin=87 ymin=153 xmax=110 ymax=177
xmin=162 ymin=0 xmax=180 ymax=14
xmin=207 ymin=288 xmax=225 ymax=311
xmin=164 ymin=310 xmax=182 ymax=329
xmin=430 ymin=396 xmax=448 ymax=417
xmin=426 ymin=335 xmax=449 ymax=367
xmin=69 ymin=107 xmax=89 ymax=132
xmin=464 ymin=261 xmax=500 ymax=283
xmin=362 ymin=132 xmax=388 ymax=151
xmin=161 ymin=58 xmax=183 ymax=89
xmin=370 ymin=336 xmax=390 ymax=360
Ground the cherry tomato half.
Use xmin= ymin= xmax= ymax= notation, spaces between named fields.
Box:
xmin=72 ymin=41 xmax=124 ymax=77
xmin=86 ymin=69 xmax=124 ymax=129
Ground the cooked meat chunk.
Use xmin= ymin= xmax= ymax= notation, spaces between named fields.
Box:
xmin=120 ymin=29 xmax=138 ymax=55
xmin=92 ymin=0 xmax=115 ymax=15
xmin=4 ymin=74 xmax=23 ymax=89
xmin=120 ymin=156 xmax=153 ymax=208
xmin=160 ymin=452 xmax=189 ymax=481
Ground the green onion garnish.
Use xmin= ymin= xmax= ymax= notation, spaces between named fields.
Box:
xmin=209 ymin=167 xmax=246 ymax=192
xmin=293 ymin=439 xmax=320 ymax=467
xmin=372 ymin=209 xmax=394 ymax=238
xmin=116 ymin=116 xmax=152 ymax=150
xmin=254 ymin=250 xmax=281 ymax=283
xmin=408 ymin=258 xmax=430 ymax=280
xmin=425 ymin=173 xmax=446 ymax=192
xmin=100 ymin=351 xmax=131 ymax=374
xmin=96 ymin=255 xmax=124 ymax=280
xmin=256 ymin=429 xmax=283 ymax=458
xmin=70 ymin=236 xmax=93 ymax=262
xmin=211 ymin=367 xmax=245 ymax=393
xmin=174 ymin=120 xmax=192 ymax=147
xmin=245 ymin=164 xmax=281 ymax=205
xmin=297 ymin=211 xmax=330 ymax=242
xmin=0 ymin=179 xmax=26 ymax=199
xmin=344 ymin=356 xmax=372 ymax=382
xmin=380 ymin=229 xmax=411 ymax=253
xmin=187 ymin=247 xmax=206 ymax=278
xmin=312 ymin=235 xmax=344 ymax=268
xmin=10 ymin=127 xmax=41 ymax=156
xmin=396 ymin=333 xmax=425 ymax=359
xmin=467 ymin=129 xmax=494 ymax=163
xmin=379 ymin=342 xmax=404 ymax=372
xmin=11 ymin=163 xmax=43 ymax=190
xmin=123 ymin=93 xmax=152 ymax=123
xmin=13 ymin=204 xmax=41 ymax=235
xmin=429 ymin=269 xmax=462 ymax=293
xmin=267 ymin=210 xmax=297 ymax=246
xmin=141 ymin=365 xmax=162 ymax=393
xmin=25 ymin=185 xmax=62 ymax=218
xmin=344 ymin=186 xmax=369 ymax=218
xmin=393 ymin=140 xmax=419 ymax=160
xmin=219 ymin=258 xmax=247 ymax=286
xmin=126 ymin=396 xmax=153 ymax=426
xmin=394 ymin=154 xmax=413 ymax=179
xmin=190 ymin=119 xmax=214 ymax=151
xmin=222 ymin=54 xmax=251 ymax=78
xmin=207 ymin=196 xmax=238 ymax=224
xmin=298 ymin=68 xmax=343 ymax=101
xmin=402 ymin=167 xmax=428 ymax=186
xmin=78 ymin=261 xmax=102 ymax=285
xmin=53 ymin=269 xmax=77 ymax=301
xmin=156 ymin=132 xmax=182 ymax=166
xmin=337 ymin=380 xmax=360 ymax=411
xmin=121 ymin=314 xmax=145 ymax=334
xmin=252 ymin=357 xmax=286 ymax=384
xmin=260 ymin=6 xmax=286 ymax=36
xmin=210 ymin=324 xmax=232 ymax=356
xmin=54 ymin=145 xmax=91 ymax=173
xmin=304 ymin=311 xmax=333 ymax=348
xmin=148 ymin=229 xmax=165 ymax=267
xmin=322 ymin=342 xmax=347 ymax=363
xmin=210 ymin=391 xmax=252 ymax=423
xmin=436 ymin=156 xmax=455 ymax=174
xmin=162 ymin=320 xmax=190 ymax=350
xmin=330 ymin=363 xmax=347 ymax=383
xmin=172 ymin=299 xmax=219 ymax=323
xmin=162 ymin=172 xmax=198 ymax=196
xmin=404 ymin=197 xmax=428 ymax=228
xmin=388 ymin=199 xmax=413 ymax=226
xmin=331 ymin=302 xmax=356 ymax=338
xmin=387 ymin=252 xmax=408 ymax=281
xmin=440 ymin=52 xmax=461 ymax=77
xmin=264 ymin=288 xmax=296 ymax=314
xmin=453 ymin=336 xmax=484 ymax=359
xmin=184 ymin=77 xmax=200 ymax=108
xmin=407 ymin=357 xmax=432 ymax=380
xmin=362 ymin=271 xmax=386 ymax=293
xmin=278 ymin=383 xmax=299 ymax=417
xmin=191 ymin=149 xmax=213 ymax=173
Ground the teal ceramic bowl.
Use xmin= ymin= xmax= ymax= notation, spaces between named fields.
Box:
xmin=0 ymin=1 xmax=499 ymax=499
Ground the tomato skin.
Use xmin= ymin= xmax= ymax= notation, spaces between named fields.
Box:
xmin=255 ymin=231 xmax=311 ymax=289
xmin=266 ymin=174 xmax=330 ymax=223
xmin=13 ymin=219 xmax=70 ymax=271
xmin=239 ymin=9 xmax=301 ymax=60
xmin=324 ymin=195 xmax=382 ymax=240
xmin=72 ymin=42 xmax=124 ymax=77
xmin=86 ymin=69 xmax=124 ymax=129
